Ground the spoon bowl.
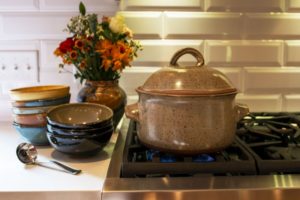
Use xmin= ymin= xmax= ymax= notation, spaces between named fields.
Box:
xmin=16 ymin=143 xmax=81 ymax=175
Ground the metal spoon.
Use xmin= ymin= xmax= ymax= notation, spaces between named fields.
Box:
xmin=16 ymin=143 xmax=82 ymax=175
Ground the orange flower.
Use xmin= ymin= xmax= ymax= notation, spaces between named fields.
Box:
xmin=102 ymin=59 xmax=112 ymax=71
xmin=113 ymin=60 xmax=122 ymax=71
xmin=62 ymin=57 xmax=72 ymax=65
xmin=54 ymin=48 xmax=63 ymax=57
xmin=79 ymin=60 xmax=87 ymax=69
xmin=121 ymin=53 xmax=132 ymax=66
xmin=75 ymin=39 xmax=84 ymax=50
xmin=102 ymin=16 xmax=110 ymax=23
xmin=70 ymin=51 xmax=78 ymax=60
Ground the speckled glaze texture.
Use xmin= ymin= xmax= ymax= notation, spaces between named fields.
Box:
xmin=136 ymin=93 xmax=246 ymax=154
xmin=125 ymin=48 xmax=249 ymax=154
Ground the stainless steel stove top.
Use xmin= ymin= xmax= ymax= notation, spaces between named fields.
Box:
xmin=102 ymin=114 xmax=300 ymax=200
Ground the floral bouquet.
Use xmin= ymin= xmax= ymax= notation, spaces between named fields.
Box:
xmin=54 ymin=2 xmax=142 ymax=83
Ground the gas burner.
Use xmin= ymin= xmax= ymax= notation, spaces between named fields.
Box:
xmin=237 ymin=112 xmax=300 ymax=174
xmin=121 ymin=121 xmax=256 ymax=178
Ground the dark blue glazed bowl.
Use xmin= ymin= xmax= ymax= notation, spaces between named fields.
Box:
xmin=46 ymin=128 xmax=113 ymax=155
xmin=46 ymin=121 xmax=114 ymax=136
xmin=13 ymin=122 xmax=49 ymax=146
xmin=11 ymin=94 xmax=71 ymax=107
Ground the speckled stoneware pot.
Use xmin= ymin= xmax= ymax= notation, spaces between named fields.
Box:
xmin=125 ymin=48 xmax=249 ymax=155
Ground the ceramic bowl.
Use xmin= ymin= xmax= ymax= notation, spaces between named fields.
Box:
xmin=10 ymin=85 xmax=70 ymax=101
xmin=46 ymin=128 xmax=113 ymax=155
xmin=13 ymin=113 xmax=47 ymax=126
xmin=47 ymin=121 xmax=114 ymax=136
xmin=47 ymin=126 xmax=114 ymax=139
xmin=46 ymin=103 xmax=113 ymax=129
xmin=11 ymin=94 xmax=70 ymax=107
xmin=12 ymin=105 xmax=55 ymax=115
xmin=13 ymin=122 xmax=49 ymax=146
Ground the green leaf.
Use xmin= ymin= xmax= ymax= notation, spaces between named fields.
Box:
xmin=79 ymin=2 xmax=86 ymax=16
xmin=88 ymin=14 xmax=97 ymax=34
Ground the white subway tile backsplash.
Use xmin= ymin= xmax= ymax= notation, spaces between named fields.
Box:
xmin=283 ymin=94 xmax=300 ymax=111
xmin=39 ymin=0 xmax=118 ymax=12
xmin=1 ymin=1 xmax=300 ymax=119
xmin=0 ymin=40 xmax=39 ymax=50
xmin=2 ymin=13 xmax=73 ymax=37
xmin=127 ymin=95 xmax=138 ymax=105
xmin=119 ymin=66 xmax=159 ymax=95
xmin=0 ymin=0 xmax=38 ymax=11
xmin=134 ymin=40 xmax=203 ymax=66
xmin=244 ymin=67 xmax=300 ymax=93
xmin=122 ymin=12 xmax=163 ymax=39
xmin=205 ymin=40 xmax=283 ymax=66
xmin=285 ymin=41 xmax=300 ymax=66
xmin=40 ymin=40 xmax=62 ymax=69
xmin=0 ymin=99 xmax=12 ymax=122
xmin=205 ymin=0 xmax=283 ymax=12
xmin=287 ymin=0 xmax=300 ymax=12
xmin=0 ymin=51 xmax=38 ymax=82
xmin=245 ymin=13 xmax=300 ymax=39
xmin=164 ymin=12 xmax=243 ymax=39
xmin=123 ymin=0 xmax=202 ymax=10
xmin=1 ymin=81 xmax=37 ymax=95
xmin=213 ymin=67 xmax=242 ymax=91
xmin=236 ymin=94 xmax=282 ymax=112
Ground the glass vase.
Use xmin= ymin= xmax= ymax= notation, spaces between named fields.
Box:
xmin=77 ymin=80 xmax=127 ymax=128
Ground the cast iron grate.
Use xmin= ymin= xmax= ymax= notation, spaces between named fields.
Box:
xmin=121 ymin=120 xmax=257 ymax=178
xmin=236 ymin=112 xmax=300 ymax=174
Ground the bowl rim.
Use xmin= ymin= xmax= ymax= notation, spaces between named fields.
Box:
xmin=11 ymin=94 xmax=71 ymax=105
xmin=13 ymin=122 xmax=47 ymax=128
xmin=10 ymin=85 xmax=70 ymax=101
xmin=46 ymin=127 xmax=113 ymax=139
xmin=46 ymin=103 xmax=114 ymax=128
xmin=10 ymin=85 xmax=70 ymax=93
xmin=47 ymin=121 xmax=113 ymax=133
xmin=46 ymin=116 xmax=113 ymax=130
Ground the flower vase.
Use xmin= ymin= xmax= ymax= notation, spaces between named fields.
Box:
xmin=77 ymin=80 xmax=127 ymax=128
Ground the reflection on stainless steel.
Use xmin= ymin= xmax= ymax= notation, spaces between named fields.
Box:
xmin=102 ymin=117 xmax=300 ymax=200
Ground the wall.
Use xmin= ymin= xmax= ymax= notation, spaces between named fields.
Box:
xmin=1 ymin=0 xmax=300 ymax=121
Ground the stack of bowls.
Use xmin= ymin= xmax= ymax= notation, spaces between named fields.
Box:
xmin=46 ymin=103 xmax=114 ymax=155
xmin=10 ymin=85 xmax=70 ymax=145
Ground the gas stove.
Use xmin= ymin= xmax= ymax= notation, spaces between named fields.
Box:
xmin=103 ymin=113 xmax=300 ymax=200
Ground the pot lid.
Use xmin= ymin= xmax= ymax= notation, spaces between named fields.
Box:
xmin=137 ymin=48 xmax=237 ymax=96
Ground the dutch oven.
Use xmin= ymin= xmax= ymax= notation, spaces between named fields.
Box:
xmin=125 ymin=48 xmax=249 ymax=155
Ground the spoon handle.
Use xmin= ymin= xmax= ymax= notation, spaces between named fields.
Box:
xmin=49 ymin=160 xmax=82 ymax=175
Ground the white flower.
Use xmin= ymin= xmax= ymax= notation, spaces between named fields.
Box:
xmin=109 ymin=13 xmax=125 ymax=33
xmin=123 ymin=26 xmax=133 ymax=38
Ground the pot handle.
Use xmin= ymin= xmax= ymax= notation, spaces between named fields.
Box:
xmin=125 ymin=103 xmax=139 ymax=122
xmin=170 ymin=48 xmax=205 ymax=67
xmin=235 ymin=103 xmax=249 ymax=122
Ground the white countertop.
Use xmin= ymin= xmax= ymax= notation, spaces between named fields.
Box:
xmin=0 ymin=122 xmax=118 ymax=200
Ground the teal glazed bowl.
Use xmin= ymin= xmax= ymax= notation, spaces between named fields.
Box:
xmin=13 ymin=122 xmax=49 ymax=146
xmin=11 ymin=94 xmax=71 ymax=107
